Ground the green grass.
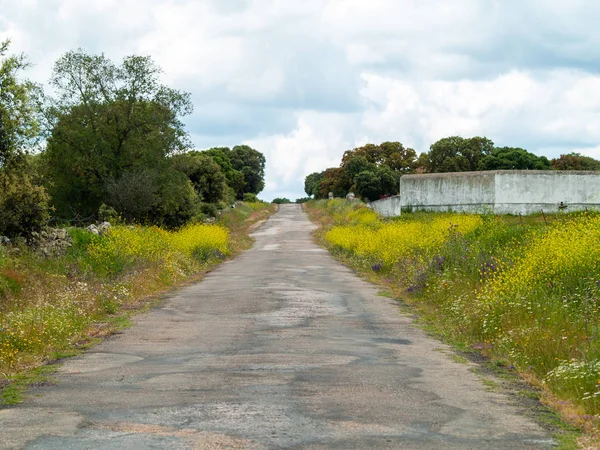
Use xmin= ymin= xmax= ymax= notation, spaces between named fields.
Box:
xmin=1 ymin=365 xmax=58 ymax=406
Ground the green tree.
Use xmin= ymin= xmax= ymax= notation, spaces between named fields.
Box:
xmin=341 ymin=142 xmax=417 ymax=173
xmin=354 ymin=166 xmax=398 ymax=201
xmin=174 ymin=153 xmax=227 ymax=204
xmin=229 ymin=145 xmax=266 ymax=198
xmin=551 ymin=153 xmax=600 ymax=171
xmin=317 ymin=167 xmax=351 ymax=198
xmin=427 ymin=136 xmax=494 ymax=173
xmin=478 ymin=147 xmax=551 ymax=170
xmin=0 ymin=40 xmax=49 ymax=237
xmin=304 ymin=171 xmax=324 ymax=197
xmin=202 ymin=147 xmax=245 ymax=201
xmin=272 ymin=197 xmax=291 ymax=204
xmin=0 ymin=40 xmax=40 ymax=168
xmin=42 ymin=49 xmax=194 ymax=222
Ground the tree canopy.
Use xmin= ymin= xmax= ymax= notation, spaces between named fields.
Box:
xmin=551 ymin=153 xmax=600 ymax=171
xmin=478 ymin=147 xmax=551 ymax=171
xmin=0 ymin=40 xmax=39 ymax=168
xmin=304 ymin=171 xmax=323 ymax=197
xmin=42 ymin=50 xmax=196 ymax=223
xmin=0 ymin=40 xmax=49 ymax=237
xmin=427 ymin=136 xmax=494 ymax=173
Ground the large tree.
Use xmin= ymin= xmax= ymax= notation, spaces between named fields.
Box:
xmin=551 ymin=152 xmax=600 ymax=171
xmin=427 ymin=136 xmax=494 ymax=173
xmin=229 ymin=145 xmax=266 ymax=198
xmin=341 ymin=141 xmax=417 ymax=173
xmin=0 ymin=40 xmax=49 ymax=237
xmin=202 ymin=147 xmax=245 ymax=201
xmin=0 ymin=40 xmax=40 ymax=168
xmin=42 ymin=50 xmax=195 ymax=223
xmin=304 ymin=171 xmax=324 ymax=197
xmin=317 ymin=167 xmax=349 ymax=199
xmin=353 ymin=165 xmax=398 ymax=201
xmin=173 ymin=152 xmax=227 ymax=204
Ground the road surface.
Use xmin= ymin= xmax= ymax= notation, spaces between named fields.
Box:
xmin=0 ymin=204 xmax=553 ymax=449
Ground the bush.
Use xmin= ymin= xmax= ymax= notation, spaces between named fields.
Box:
xmin=272 ymin=197 xmax=291 ymax=204
xmin=0 ymin=172 xmax=50 ymax=238
xmin=199 ymin=202 xmax=219 ymax=218
xmin=243 ymin=193 xmax=259 ymax=203
xmin=98 ymin=203 xmax=119 ymax=223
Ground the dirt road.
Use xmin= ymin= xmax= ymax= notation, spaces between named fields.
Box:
xmin=0 ymin=204 xmax=554 ymax=449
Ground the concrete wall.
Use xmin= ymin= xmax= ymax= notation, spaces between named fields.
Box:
xmin=400 ymin=171 xmax=495 ymax=213
xmin=397 ymin=170 xmax=600 ymax=216
xmin=367 ymin=196 xmax=402 ymax=217
xmin=494 ymin=171 xmax=600 ymax=215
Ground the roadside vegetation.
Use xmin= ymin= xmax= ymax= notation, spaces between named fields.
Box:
xmin=0 ymin=39 xmax=276 ymax=401
xmin=306 ymin=199 xmax=600 ymax=444
xmin=0 ymin=202 xmax=274 ymax=390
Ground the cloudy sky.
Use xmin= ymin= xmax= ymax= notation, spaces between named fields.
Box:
xmin=2 ymin=0 xmax=599 ymax=200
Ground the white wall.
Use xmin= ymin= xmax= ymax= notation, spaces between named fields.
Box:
xmin=401 ymin=172 xmax=495 ymax=213
xmin=367 ymin=196 xmax=402 ymax=217
xmin=394 ymin=170 xmax=600 ymax=216
xmin=494 ymin=171 xmax=600 ymax=215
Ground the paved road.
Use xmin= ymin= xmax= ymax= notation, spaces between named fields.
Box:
xmin=0 ymin=204 xmax=553 ymax=449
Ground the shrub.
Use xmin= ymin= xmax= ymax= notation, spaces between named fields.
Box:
xmin=243 ymin=193 xmax=259 ymax=203
xmin=200 ymin=203 xmax=219 ymax=218
xmin=0 ymin=172 xmax=50 ymax=238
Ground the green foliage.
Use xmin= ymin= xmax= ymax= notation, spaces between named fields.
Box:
xmin=202 ymin=147 xmax=246 ymax=198
xmin=342 ymin=141 xmax=417 ymax=173
xmin=41 ymin=49 xmax=193 ymax=221
xmin=0 ymin=40 xmax=40 ymax=168
xmin=478 ymin=147 xmax=551 ymax=170
xmin=199 ymin=202 xmax=219 ymax=218
xmin=242 ymin=193 xmax=259 ymax=203
xmin=318 ymin=167 xmax=349 ymax=198
xmin=295 ymin=197 xmax=311 ymax=204
xmin=97 ymin=203 xmax=119 ymax=223
xmin=201 ymin=146 xmax=266 ymax=200
xmin=174 ymin=152 xmax=227 ymax=204
xmin=230 ymin=145 xmax=266 ymax=198
xmin=353 ymin=165 xmax=398 ymax=201
xmin=272 ymin=197 xmax=291 ymax=204
xmin=0 ymin=41 xmax=49 ymax=238
xmin=149 ymin=170 xmax=199 ymax=228
xmin=427 ymin=136 xmax=495 ymax=173
xmin=304 ymin=171 xmax=324 ymax=197
xmin=0 ymin=170 xmax=49 ymax=237
xmin=551 ymin=152 xmax=600 ymax=171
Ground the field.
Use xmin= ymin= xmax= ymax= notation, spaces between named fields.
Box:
xmin=307 ymin=199 xmax=600 ymax=437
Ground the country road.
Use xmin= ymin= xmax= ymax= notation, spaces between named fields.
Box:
xmin=0 ymin=204 xmax=554 ymax=449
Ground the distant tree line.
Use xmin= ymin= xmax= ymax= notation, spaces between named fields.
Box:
xmin=305 ymin=136 xmax=600 ymax=201
xmin=0 ymin=42 xmax=266 ymax=237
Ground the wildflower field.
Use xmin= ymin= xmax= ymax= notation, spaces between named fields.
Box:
xmin=308 ymin=199 xmax=600 ymax=425
xmin=0 ymin=202 xmax=274 ymax=381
